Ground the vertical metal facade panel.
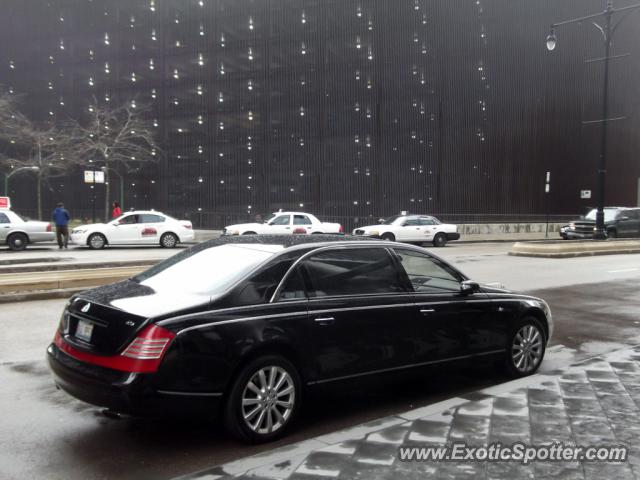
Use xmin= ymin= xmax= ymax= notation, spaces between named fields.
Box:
xmin=1 ymin=0 xmax=640 ymax=224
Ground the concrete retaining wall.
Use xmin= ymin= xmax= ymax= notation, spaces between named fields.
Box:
xmin=195 ymin=223 xmax=566 ymax=243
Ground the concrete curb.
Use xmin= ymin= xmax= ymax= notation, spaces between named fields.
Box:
xmin=510 ymin=239 xmax=640 ymax=258
xmin=0 ymin=265 xmax=145 ymax=295
xmin=0 ymin=259 xmax=158 ymax=274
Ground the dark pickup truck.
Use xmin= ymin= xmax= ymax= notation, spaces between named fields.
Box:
xmin=560 ymin=207 xmax=640 ymax=239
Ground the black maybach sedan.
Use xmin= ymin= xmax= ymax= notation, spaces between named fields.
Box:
xmin=47 ymin=235 xmax=553 ymax=443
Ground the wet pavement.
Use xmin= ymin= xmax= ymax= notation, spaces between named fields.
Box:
xmin=1 ymin=248 xmax=640 ymax=479
xmin=191 ymin=347 xmax=640 ymax=480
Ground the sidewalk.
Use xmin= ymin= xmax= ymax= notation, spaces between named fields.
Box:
xmin=180 ymin=346 xmax=640 ymax=480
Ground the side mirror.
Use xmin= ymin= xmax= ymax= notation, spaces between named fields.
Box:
xmin=460 ymin=280 xmax=480 ymax=295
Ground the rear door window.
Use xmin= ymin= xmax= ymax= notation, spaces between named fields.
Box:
xmin=293 ymin=215 xmax=312 ymax=225
xmin=303 ymin=247 xmax=405 ymax=297
xmin=140 ymin=214 xmax=165 ymax=223
xmin=0 ymin=213 xmax=10 ymax=224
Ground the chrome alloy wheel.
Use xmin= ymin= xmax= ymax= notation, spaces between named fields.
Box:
xmin=241 ymin=366 xmax=295 ymax=435
xmin=511 ymin=324 xmax=543 ymax=373
xmin=89 ymin=234 xmax=105 ymax=249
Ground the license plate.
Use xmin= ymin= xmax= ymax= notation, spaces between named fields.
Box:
xmin=75 ymin=320 xmax=94 ymax=342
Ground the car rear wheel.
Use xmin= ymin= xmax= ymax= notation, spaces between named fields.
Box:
xmin=88 ymin=233 xmax=106 ymax=250
xmin=432 ymin=233 xmax=447 ymax=247
xmin=7 ymin=233 xmax=28 ymax=251
xmin=380 ymin=232 xmax=395 ymax=241
xmin=160 ymin=232 xmax=178 ymax=248
xmin=223 ymin=355 xmax=301 ymax=444
xmin=503 ymin=317 xmax=546 ymax=378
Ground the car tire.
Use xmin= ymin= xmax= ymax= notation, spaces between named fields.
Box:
xmin=242 ymin=231 xmax=257 ymax=235
xmin=432 ymin=233 xmax=447 ymax=247
xmin=503 ymin=316 xmax=546 ymax=378
xmin=607 ymin=229 xmax=617 ymax=239
xmin=88 ymin=233 xmax=107 ymax=250
xmin=160 ymin=232 xmax=179 ymax=248
xmin=7 ymin=233 xmax=28 ymax=251
xmin=380 ymin=232 xmax=395 ymax=241
xmin=223 ymin=355 xmax=302 ymax=444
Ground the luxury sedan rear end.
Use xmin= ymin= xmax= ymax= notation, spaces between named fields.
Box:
xmin=48 ymin=234 xmax=552 ymax=443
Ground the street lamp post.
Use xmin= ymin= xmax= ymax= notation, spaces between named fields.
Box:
xmin=3 ymin=166 xmax=40 ymax=196
xmin=546 ymin=0 xmax=640 ymax=239
xmin=101 ymin=166 xmax=124 ymax=210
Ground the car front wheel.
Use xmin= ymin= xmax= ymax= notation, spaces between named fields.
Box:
xmin=160 ymin=232 xmax=178 ymax=248
xmin=7 ymin=233 xmax=28 ymax=251
xmin=504 ymin=317 xmax=546 ymax=378
xmin=88 ymin=233 xmax=106 ymax=250
xmin=224 ymin=355 xmax=301 ymax=443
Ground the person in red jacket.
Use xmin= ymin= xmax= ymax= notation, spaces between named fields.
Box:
xmin=112 ymin=201 xmax=122 ymax=219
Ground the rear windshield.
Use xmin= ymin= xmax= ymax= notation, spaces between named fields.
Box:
xmin=133 ymin=244 xmax=284 ymax=295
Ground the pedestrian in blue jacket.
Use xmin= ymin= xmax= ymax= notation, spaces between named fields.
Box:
xmin=52 ymin=202 xmax=70 ymax=249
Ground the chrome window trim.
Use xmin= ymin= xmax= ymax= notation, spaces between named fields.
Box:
xmin=306 ymin=349 xmax=506 ymax=385
xmin=157 ymin=390 xmax=223 ymax=397
xmin=174 ymin=301 xmax=421 ymax=336
xmin=176 ymin=310 xmax=308 ymax=336
xmin=156 ymin=299 xmax=309 ymax=327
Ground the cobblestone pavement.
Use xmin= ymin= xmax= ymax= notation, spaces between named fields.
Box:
xmin=182 ymin=346 xmax=640 ymax=480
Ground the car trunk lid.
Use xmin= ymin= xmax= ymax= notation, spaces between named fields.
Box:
xmin=63 ymin=280 xmax=207 ymax=356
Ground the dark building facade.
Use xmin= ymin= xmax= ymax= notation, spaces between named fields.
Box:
xmin=1 ymin=0 xmax=640 ymax=227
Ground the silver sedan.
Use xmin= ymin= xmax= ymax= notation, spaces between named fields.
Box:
xmin=0 ymin=209 xmax=54 ymax=250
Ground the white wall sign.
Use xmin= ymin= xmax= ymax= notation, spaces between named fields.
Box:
xmin=580 ymin=190 xmax=592 ymax=199
xmin=84 ymin=171 xmax=94 ymax=183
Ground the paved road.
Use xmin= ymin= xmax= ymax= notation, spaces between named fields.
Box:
xmin=1 ymin=246 xmax=639 ymax=479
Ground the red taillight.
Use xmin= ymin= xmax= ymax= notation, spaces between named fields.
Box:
xmin=46 ymin=223 xmax=52 ymax=232
xmin=53 ymin=324 xmax=176 ymax=373
xmin=180 ymin=221 xmax=192 ymax=230
xmin=338 ymin=224 xmax=344 ymax=233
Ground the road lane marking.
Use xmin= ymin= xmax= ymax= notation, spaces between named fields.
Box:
xmin=607 ymin=268 xmax=640 ymax=273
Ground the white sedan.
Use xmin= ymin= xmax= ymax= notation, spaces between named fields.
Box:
xmin=0 ymin=208 xmax=54 ymax=251
xmin=224 ymin=211 xmax=344 ymax=236
xmin=71 ymin=210 xmax=194 ymax=249
xmin=353 ymin=214 xmax=460 ymax=247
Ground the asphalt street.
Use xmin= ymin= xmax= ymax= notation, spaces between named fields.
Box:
xmin=1 ymin=243 xmax=639 ymax=479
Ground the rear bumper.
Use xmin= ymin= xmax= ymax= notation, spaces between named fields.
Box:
xmin=446 ymin=232 xmax=461 ymax=241
xmin=179 ymin=230 xmax=196 ymax=242
xmin=47 ymin=343 xmax=221 ymax=416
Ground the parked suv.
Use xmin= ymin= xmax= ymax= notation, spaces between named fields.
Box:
xmin=560 ymin=207 xmax=640 ymax=239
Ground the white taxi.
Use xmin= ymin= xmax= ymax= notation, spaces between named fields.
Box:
xmin=71 ymin=210 xmax=194 ymax=249
xmin=353 ymin=214 xmax=460 ymax=247
xmin=223 ymin=211 xmax=343 ymax=236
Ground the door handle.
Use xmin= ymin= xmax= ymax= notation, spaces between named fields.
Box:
xmin=314 ymin=317 xmax=335 ymax=325
xmin=420 ymin=309 xmax=435 ymax=315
